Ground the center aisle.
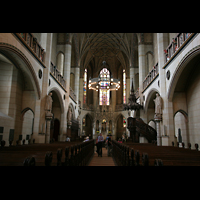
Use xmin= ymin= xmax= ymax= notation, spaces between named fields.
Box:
xmin=88 ymin=147 xmax=116 ymax=166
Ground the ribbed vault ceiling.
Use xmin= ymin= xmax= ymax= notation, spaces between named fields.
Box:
xmin=75 ymin=33 xmax=135 ymax=75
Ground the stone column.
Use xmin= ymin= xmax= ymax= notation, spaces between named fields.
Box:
xmin=130 ymin=67 xmax=134 ymax=94
xmin=35 ymin=33 xmax=52 ymax=144
xmin=92 ymin=121 xmax=96 ymax=138
xmin=32 ymin=99 xmax=42 ymax=143
xmin=99 ymin=123 xmax=102 ymax=134
xmin=138 ymin=44 xmax=146 ymax=98
xmin=157 ymin=33 xmax=174 ymax=145
xmin=155 ymin=119 xmax=162 ymax=146
xmin=64 ymin=43 xmax=72 ymax=92
xmin=74 ymin=66 xmax=80 ymax=103
xmin=45 ymin=113 xmax=53 ymax=143
xmin=106 ymin=122 xmax=109 ymax=135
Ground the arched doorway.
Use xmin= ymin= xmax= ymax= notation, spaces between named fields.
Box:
xmin=174 ymin=110 xmax=188 ymax=147
xmin=48 ymin=89 xmax=63 ymax=142
xmin=0 ymin=51 xmax=38 ymax=145
xmin=53 ymin=119 xmax=60 ymax=141
xmin=169 ymin=49 xmax=200 ymax=148
xmin=145 ymin=89 xmax=160 ymax=123
xmin=21 ymin=108 xmax=34 ymax=144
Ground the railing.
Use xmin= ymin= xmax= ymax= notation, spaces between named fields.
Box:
xmin=16 ymin=33 xmax=45 ymax=63
xmin=50 ymin=62 xmax=66 ymax=88
xmin=143 ymin=62 xmax=159 ymax=90
xmin=135 ymin=118 xmax=157 ymax=143
xmin=164 ymin=33 xmax=193 ymax=64
xmin=70 ymin=87 xmax=77 ymax=102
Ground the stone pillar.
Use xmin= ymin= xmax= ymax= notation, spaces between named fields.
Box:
xmin=32 ymin=99 xmax=42 ymax=143
xmin=157 ymin=33 xmax=174 ymax=145
xmin=74 ymin=66 xmax=80 ymax=102
xmin=130 ymin=67 xmax=134 ymax=90
xmin=138 ymin=44 xmax=146 ymax=98
xmin=106 ymin=122 xmax=109 ymax=135
xmin=35 ymin=33 xmax=53 ymax=144
xmin=64 ymin=43 xmax=72 ymax=92
xmin=45 ymin=113 xmax=53 ymax=143
xmin=57 ymin=53 xmax=64 ymax=76
xmin=155 ymin=119 xmax=161 ymax=146
xmin=92 ymin=121 xmax=96 ymax=138
xmin=99 ymin=123 xmax=102 ymax=134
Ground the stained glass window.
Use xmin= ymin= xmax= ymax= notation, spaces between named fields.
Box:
xmin=123 ymin=69 xmax=126 ymax=104
xmin=100 ymin=89 xmax=110 ymax=105
xmin=83 ymin=69 xmax=87 ymax=104
xmin=99 ymin=68 xmax=110 ymax=105
xmin=123 ymin=117 xmax=126 ymax=127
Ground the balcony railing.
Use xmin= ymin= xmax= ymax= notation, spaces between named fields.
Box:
xmin=50 ymin=62 xmax=66 ymax=89
xmin=164 ymin=33 xmax=194 ymax=64
xmin=143 ymin=62 xmax=159 ymax=90
xmin=16 ymin=33 xmax=45 ymax=63
xmin=70 ymin=87 xmax=77 ymax=102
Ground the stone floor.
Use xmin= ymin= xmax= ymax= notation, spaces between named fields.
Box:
xmin=88 ymin=147 xmax=116 ymax=166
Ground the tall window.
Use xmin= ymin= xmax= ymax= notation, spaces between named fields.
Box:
xmin=123 ymin=117 xmax=126 ymax=127
xmin=99 ymin=68 xmax=110 ymax=105
xmin=100 ymin=89 xmax=110 ymax=105
xmin=83 ymin=69 xmax=87 ymax=104
xmin=123 ymin=69 xmax=126 ymax=104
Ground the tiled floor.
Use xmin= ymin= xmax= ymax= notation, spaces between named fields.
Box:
xmin=88 ymin=147 xmax=116 ymax=166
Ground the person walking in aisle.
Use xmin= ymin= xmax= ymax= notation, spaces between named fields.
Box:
xmin=106 ymin=134 xmax=112 ymax=156
xmin=98 ymin=133 xmax=104 ymax=157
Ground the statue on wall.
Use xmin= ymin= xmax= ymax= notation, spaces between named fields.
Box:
xmin=67 ymin=107 xmax=72 ymax=123
xmin=45 ymin=93 xmax=53 ymax=116
xmin=153 ymin=93 xmax=162 ymax=119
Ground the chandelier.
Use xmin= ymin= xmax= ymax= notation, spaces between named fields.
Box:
xmin=88 ymin=61 xmax=120 ymax=91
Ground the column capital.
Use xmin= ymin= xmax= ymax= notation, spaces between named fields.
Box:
xmin=65 ymin=33 xmax=72 ymax=45
xmin=45 ymin=111 xmax=53 ymax=120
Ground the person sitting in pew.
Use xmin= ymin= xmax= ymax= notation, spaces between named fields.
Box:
xmin=83 ymin=136 xmax=89 ymax=142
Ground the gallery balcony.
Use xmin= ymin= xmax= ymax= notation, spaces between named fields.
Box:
xmin=143 ymin=62 xmax=159 ymax=91
xmin=164 ymin=33 xmax=195 ymax=65
xmin=15 ymin=33 xmax=45 ymax=66
xmin=50 ymin=62 xmax=66 ymax=89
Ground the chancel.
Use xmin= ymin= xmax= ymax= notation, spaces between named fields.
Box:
xmin=1 ymin=33 xmax=200 ymax=166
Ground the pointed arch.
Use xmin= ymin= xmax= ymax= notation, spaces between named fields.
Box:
xmin=68 ymin=103 xmax=75 ymax=120
xmin=21 ymin=107 xmax=34 ymax=120
xmin=48 ymin=87 xmax=64 ymax=114
xmin=144 ymin=88 xmax=160 ymax=113
xmin=168 ymin=45 xmax=200 ymax=101
xmin=0 ymin=42 xmax=41 ymax=99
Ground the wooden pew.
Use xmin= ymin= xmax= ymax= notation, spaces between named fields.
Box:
xmin=113 ymin=140 xmax=200 ymax=166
